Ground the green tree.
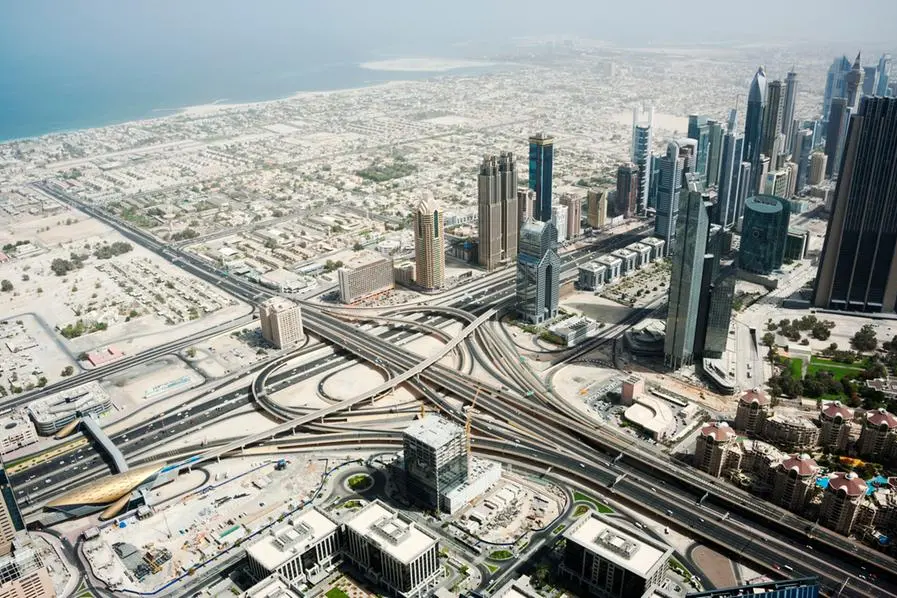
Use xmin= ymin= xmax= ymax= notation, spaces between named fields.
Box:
xmin=0 ymin=280 xmax=12 ymax=292
xmin=851 ymin=324 xmax=878 ymax=352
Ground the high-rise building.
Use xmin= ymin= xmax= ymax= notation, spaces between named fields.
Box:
xmin=818 ymin=471 xmax=867 ymax=535
xmin=664 ymin=177 xmax=710 ymax=368
xmin=857 ymin=408 xmax=897 ymax=462
xmin=739 ymin=195 xmax=791 ymax=275
xmin=824 ymin=98 xmax=848 ymax=178
xmin=528 ymin=132 xmax=554 ymax=222
xmin=694 ymin=422 xmax=739 ymax=477
xmin=716 ymin=110 xmax=745 ymax=230
xmin=403 ymin=415 xmax=468 ymax=511
xmin=878 ymin=54 xmax=892 ymax=97
xmin=587 ymin=189 xmax=608 ymax=229
xmin=517 ymin=188 xmax=536 ymax=228
xmin=560 ymin=195 xmax=581 ymax=240
xmin=734 ymin=389 xmax=772 ymax=434
xmin=551 ymin=205 xmax=569 ymax=243
xmin=0 ymin=534 xmax=55 ymax=598
xmin=696 ymin=262 xmax=735 ymax=359
xmin=477 ymin=153 xmax=519 ymax=271
xmin=819 ymin=401 xmax=854 ymax=452
xmin=814 ymin=97 xmax=897 ymax=312
xmin=688 ymin=115 xmax=710 ymax=179
xmin=762 ymin=80 xmax=785 ymax=166
xmin=705 ymin=119 xmax=723 ymax=187
xmin=498 ymin=153 xmax=519 ymax=264
xmin=782 ymin=70 xmax=798 ymax=154
xmin=259 ymin=298 xmax=304 ymax=350
xmin=413 ymin=192 xmax=445 ymax=290
xmin=686 ymin=577 xmax=820 ymax=598
xmin=823 ymin=55 xmax=852 ymax=124
xmin=771 ymin=454 xmax=819 ymax=513
xmin=794 ymin=129 xmax=814 ymax=191
xmin=744 ymin=67 xmax=768 ymax=195
xmin=561 ymin=513 xmax=672 ymax=598
xmin=655 ymin=141 xmax=687 ymax=251
xmin=0 ymin=466 xmax=23 ymax=557
xmin=615 ymin=163 xmax=638 ymax=219
xmin=808 ymin=152 xmax=827 ymax=185
xmin=631 ymin=106 xmax=654 ymax=214
xmin=516 ymin=219 xmax=560 ymax=324
xmin=863 ymin=66 xmax=878 ymax=97
xmin=338 ymin=257 xmax=395 ymax=304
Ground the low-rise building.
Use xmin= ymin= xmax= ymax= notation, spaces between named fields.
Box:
xmin=611 ymin=248 xmax=638 ymax=275
xmin=441 ymin=458 xmax=502 ymax=515
xmin=244 ymin=507 xmax=339 ymax=587
xmin=578 ymin=262 xmax=607 ymax=291
xmin=623 ymin=396 xmax=675 ymax=441
xmin=628 ymin=242 xmax=653 ymax=268
xmin=26 ymin=382 xmax=112 ymax=436
xmin=241 ymin=575 xmax=302 ymax=598
xmin=338 ymin=257 xmax=395 ymax=304
xmin=596 ymin=255 xmax=622 ymax=282
xmin=342 ymin=500 xmax=441 ymax=598
xmin=641 ymin=237 xmax=666 ymax=261
xmin=492 ymin=574 xmax=541 ymax=598
xmin=393 ymin=261 xmax=415 ymax=287
xmin=561 ymin=513 xmax=672 ymax=598
xmin=548 ymin=316 xmax=597 ymax=347
xmin=0 ymin=413 xmax=38 ymax=454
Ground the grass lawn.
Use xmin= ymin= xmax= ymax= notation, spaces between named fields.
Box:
xmin=490 ymin=549 xmax=514 ymax=560
xmin=553 ymin=524 xmax=566 ymax=534
xmin=573 ymin=491 xmax=614 ymax=513
xmin=485 ymin=563 xmax=499 ymax=573
xmin=789 ymin=358 xmax=803 ymax=378
xmin=808 ymin=356 xmax=865 ymax=380
xmin=347 ymin=474 xmax=372 ymax=491
xmin=325 ymin=588 xmax=350 ymax=598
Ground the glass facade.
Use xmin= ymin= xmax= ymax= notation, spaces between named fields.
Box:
xmin=739 ymin=195 xmax=791 ymax=275
xmin=744 ymin=67 xmax=767 ymax=195
xmin=516 ymin=220 xmax=559 ymax=324
xmin=687 ymin=577 xmax=819 ymax=598
xmin=688 ymin=115 xmax=710 ymax=179
xmin=528 ymin=133 xmax=554 ymax=222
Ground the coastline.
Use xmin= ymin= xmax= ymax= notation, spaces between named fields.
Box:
xmin=359 ymin=57 xmax=493 ymax=72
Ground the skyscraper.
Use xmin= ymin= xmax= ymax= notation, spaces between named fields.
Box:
xmin=517 ymin=188 xmax=536 ymax=228
xmin=705 ymin=119 xmax=724 ymax=187
xmin=615 ymin=163 xmax=638 ymax=219
xmin=516 ymin=218 xmax=560 ymax=324
xmin=259 ymin=298 xmax=304 ymax=349
xmin=413 ymin=192 xmax=445 ymax=290
xmin=665 ymin=176 xmax=710 ymax=368
xmin=716 ymin=110 xmax=745 ymax=230
xmin=551 ymin=204 xmax=569 ymax=243
xmin=528 ymin=132 xmax=554 ymax=222
xmin=808 ymin=152 xmax=827 ymax=185
xmin=824 ymin=98 xmax=848 ymax=178
xmin=402 ymin=415 xmax=468 ymax=512
xmin=587 ymin=189 xmax=608 ymax=229
xmin=846 ymin=53 xmax=864 ymax=110
xmin=631 ymin=106 xmax=654 ymax=214
xmin=655 ymin=140 xmax=695 ymax=252
xmin=744 ymin=67 xmax=767 ymax=195
xmin=782 ymin=70 xmax=798 ymax=154
xmin=559 ymin=194 xmax=581 ymax=240
xmin=761 ymin=79 xmax=785 ymax=163
xmin=795 ymin=129 xmax=814 ymax=191
xmin=823 ymin=55 xmax=852 ymax=123
xmin=862 ymin=66 xmax=878 ymax=97
xmin=814 ymin=97 xmax=897 ymax=312
xmin=688 ymin=115 xmax=710 ymax=179
xmin=477 ymin=153 xmax=518 ymax=271
xmin=0 ymin=466 xmax=24 ymax=556
xmin=878 ymin=54 xmax=892 ymax=97
xmin=739 ymin=195 xmax=791 ymax=275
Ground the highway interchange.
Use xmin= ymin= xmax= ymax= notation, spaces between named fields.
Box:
xmin=15 ymin=180 xmax=897 ymax=597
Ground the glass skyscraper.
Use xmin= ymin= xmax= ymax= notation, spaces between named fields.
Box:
xmin=516 ymin=219 xmax=560 ymax=324
xmin=716 ymin=109 xmax=745 ymax=230
xmin=743 ymin=66 xmax=767 ymax=195
xmin=528 ymin=132 xmax=554 ymax=222
xmin=782 ymin=70 xmax=799 ymax=154
xmin=823 ymin=55 xmax=852 ymax=124
xmin=739 ymin=195 xmax=791 ymax=275
xmin=687 ymin=577 xmax=819 ymax=598
xmin=631 ymin=106 xmax=653 ymax=214
xmin=814 ymin=97 xmax=897 ymax=312
xmin=878 ymin=54 xmax=892 ymax=97
xmin=688 ymin=114 xmax=710 ymax=179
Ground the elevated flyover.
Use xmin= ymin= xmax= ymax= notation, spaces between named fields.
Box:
xmin=81 ymin=416 xmax=129 ymax=474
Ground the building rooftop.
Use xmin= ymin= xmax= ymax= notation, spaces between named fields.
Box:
xmin=242 ymin=575 xmax=302 ymax=598
xmin=596 ymin=254 xmax=623 ymax=266
xmin=865 ymin=407 xmax=897 ymax=428
xmin=403 ymin=415 xmax=462 ymax=450
xmin=245 ymin=507 xmax=337 ymax=571
xmin=566 ymin=513 xmax=671 ymax=578
xmin=26 ymin=381 xmax=111 ymax=426
xmin=700 ymin=421 xmax=736 ymax=442
xmin=780 ymin=453 xmax=819 ymax=477
xmin=766 ymin=412 xmax=818 ymax=429
xmin=821 ymin=401 xmax=853 ymax=421
xmin=579 ymin=261 xmax=606 ymax=273
xmin=259 ymin=296 xmax=299 ymax=313
xmin=826 ymin=471 xmax=867 ymax=497
xmin=739 ymin=388 xmax=770 ymax=406
xmin=611 ymin=248 xmax=637 ymax=259
xmin=345 ymin=500 xmax=437 ymax=564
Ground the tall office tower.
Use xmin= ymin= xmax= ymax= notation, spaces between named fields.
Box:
xmin=795 ymin=129 xmax=814 ymax=190
xmin=517 ymin=188 xmax=536 ymax=228
xmin=814 ymin=97 xmax=897 ymax=312
xmin=516 ymin=218 xmax=560 ymax=324
xmin=655 ymin=140 xmax=695 ymax=251
xmin=823 ymin=55 xmax=852 ymax=123
xmin=761 ymin=79 xmax=785 ymax=162
xmin=739 ymin=195 xmax=791 ymax=274
xmin=648 ymin=154 xmax=661 ymax=209
xmin=0 ymin=467 xmax=23 ymax=556
xmin=878 ymin=54 xmax=892 ymax=97
xmin=631 ymin=106 xmax=654 ymax=214
xmin=664 ymin=176 xmax=710 ymax=369
xmin=559 ymin=195 xmax=581 ymax=240
xmin=688 ymin=115 xmax=710 ymax=178
xmin=705 ymin=119 xmax=724 ymax=187
xmin=413 ymin=192 xmax=445 ymax=290
xmin=808 ymin=152 xmax=827 ymax=185
xmin=744 ymin=66 xmax=767 ymax=195
xmin=687 ymin=578 xmax=820 ymax=598
xmin=735 ymin=161 xmax=752 ymax=220
xmin=716 ymin=110 xmax=745 ymax=230
xmin=477 ymin=155 xmax=503 ymax=271
xmin=782 ymin=70 xmax=798 ymax=154
xmin=615 ymin=163 xmax=639 ymax=219
xmin=824 ymin=98 xmax=848 ymax=177
xmin=498 ymin=153 xmax=519 ymax=264
xmin=846 ymin=53 xmax=864 ymax=109
xmin=402 ymin=415 xmax=468 ymax=511
xmin=551 ymin=204 xmax=569 ymax=243
xmin=863 ymin=66 xmax=878 ymax=97
xmin=528 ymin=132 xmax=554 ymax=222
xmin=476 ymin=153 xmax=518 ymax=271
xmin=586 ymin=189 xmax=608 ymax=228
xmin=258 ymin=298 xmax=304 ymax=349
xmin=694 ymin=224 xmax=733 ymax=359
